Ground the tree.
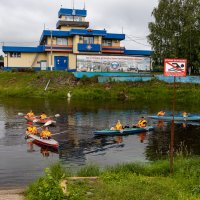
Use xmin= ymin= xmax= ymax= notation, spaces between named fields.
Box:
xmin=148 ymin=0 xmax=200 ymax=73
xmin=0 ymin=55 xmax=3 ymax=60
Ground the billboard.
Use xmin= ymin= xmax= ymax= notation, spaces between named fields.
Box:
xmin=77 ymin=55 xmax=151 ymax=72
xmin=164 ymin=58 xmax=187 ymax=77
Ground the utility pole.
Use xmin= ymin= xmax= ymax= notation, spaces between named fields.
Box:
xmin=50 ymin=30 xmax=53 ymax=71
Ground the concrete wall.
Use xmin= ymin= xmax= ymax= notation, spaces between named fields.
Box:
xmin=156 ymin=75 xmax=200 ymax=84
xmin=4 ymin=53 xmax=47 ymax=68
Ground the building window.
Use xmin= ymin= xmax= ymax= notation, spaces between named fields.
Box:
xmin=65 ymin=16 xmax=82 ymax=22
xmin=102 ymin=39 xmax=112 ymax=46
xmin=74 ymin=16 xmax=82 ymax=22
xmin=65 ymin=16 xmax=73 ymax=21
xmin=56 ymin=38 xmax=68 ymax=45
xmin=10 ymin=52 xmax=21 ymax=58
xmin=80 ymin=36 xmax=94 ymax=44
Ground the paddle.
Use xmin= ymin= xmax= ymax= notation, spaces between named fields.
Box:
xmin=18 ymin=112 xmax=60 ymax=118
xmin=52 ymin=130 xmax=67 ymax=136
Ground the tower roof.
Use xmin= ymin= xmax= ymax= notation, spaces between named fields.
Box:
xmin=58 ymin=8 xmax=87 ymax=18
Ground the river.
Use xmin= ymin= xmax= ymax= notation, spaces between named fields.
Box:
xmin=0 ymin=97 xmax=199 ymax=188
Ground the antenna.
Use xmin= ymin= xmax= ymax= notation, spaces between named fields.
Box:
xmin=72 ymin=0 xmax=75 ymax=9
xmin=83 ymin=0 xmax=86 ymax=9
xmin=122 ymin=27 xmax=124 ymax=34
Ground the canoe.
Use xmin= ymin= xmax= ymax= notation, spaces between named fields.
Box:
xmin=25 ymin=133 xmax=59 ymax=149
xmin=24 ymin=116 xmax=56 ymax=125
xmin=148 ymin=115 xmax=200 ymax=121
xmin=93 ymin=126 xmax=154 ymax=136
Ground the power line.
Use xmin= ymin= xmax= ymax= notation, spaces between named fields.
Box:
xmin=125 ymin=35 xmax=150 ymax=47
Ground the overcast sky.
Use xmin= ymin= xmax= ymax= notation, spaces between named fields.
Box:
xmin=0 ymin=0 xmax=158 ymax=52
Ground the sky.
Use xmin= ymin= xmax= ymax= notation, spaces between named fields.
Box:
xmin=0 ymin=0 xmax=158 ymax=53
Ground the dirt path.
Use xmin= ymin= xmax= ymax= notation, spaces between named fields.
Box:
xmin=0 ymin=188 xmax=25 ymax=200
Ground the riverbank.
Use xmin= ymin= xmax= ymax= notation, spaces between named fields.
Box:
xmin=0 ymin=71 xmax=200 ymax=106
xmin=0 ymin=188 xmax=25 ymax=200
xmin=24 ymin=157 xmax=200 ymax=200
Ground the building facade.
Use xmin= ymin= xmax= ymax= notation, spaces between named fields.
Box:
xmin=3 ymin=7 xmax=152 ymax=72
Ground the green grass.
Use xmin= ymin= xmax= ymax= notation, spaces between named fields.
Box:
xmin=0 ymin=71 xmax=200 ymax=106
xmin=25 ymin=157 xmax=200 ymax=200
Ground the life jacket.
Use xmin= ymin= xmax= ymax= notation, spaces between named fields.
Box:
xmin=27 ymin=127 xmax=33 ymax=133
xmin=32 ymin=127 xmax=38 ymax=134
xmin=40 ymin=130 xmax=51 ymax=138
xmin=138 ymin=119 xmax=147 ymax=127
xmin=27 ymin=112 xmax=34 ymax=118
xmin=157 ymin=111 xmax=165 ymax=116
xmin=40 ymin=114 xmax=47 ymax=120
xmin=115 ymin=122 xmax=123 ymax=130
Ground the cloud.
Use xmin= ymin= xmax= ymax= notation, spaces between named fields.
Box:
xmin=0 ymin=0 xmax=158 ymax=51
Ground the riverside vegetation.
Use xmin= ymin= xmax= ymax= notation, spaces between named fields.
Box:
xmin=25 ymin=156 xmax=200 ymax=200
xmin=0 ymin=71 xmax=200 ymax=107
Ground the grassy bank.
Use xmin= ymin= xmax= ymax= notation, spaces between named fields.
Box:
xmin=25 ymin=157 xmax=200 ymax=200
xmin=0 ymin=71 xmax=200 ymax=105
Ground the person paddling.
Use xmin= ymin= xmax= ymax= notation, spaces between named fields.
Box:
xmin=136 ymin=117 xmax=147 ymax=128
xmin=157 ymin=111 xmax=165 ymax=116
xmin=26 ymin=110 xmax=35 ymax=118
xmin=40 ymin=127 xmax=52 ymax=139
xmin=40 ymin=112 xmax=48 ymax=120
xmin=114 ymin=120 xmax=123 ymax=130
xmin=26 ymin=124 xmax=38 ymax=135
xmin=183 ymin=112 xmax=188 ymax=118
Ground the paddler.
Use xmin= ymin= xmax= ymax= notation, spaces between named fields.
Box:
xmin=183 ymin=112 xmax=188 ymax=118
xmin=40 ymin=112 xmax=48 ymax=120
xmin=26 ymin=110 xmax=35 ymax=118
xmin=136 ymin=117 xmax=147 ymax=128
xmin=26 ymin=124 xmax=38 ymax=135
xmin=115 ymin=120 xmax=123 ymax=130
xmin=157 ymin=111 xmax=165 ymax=116
xmin=40 ymin=127 xmax=52 ymax=139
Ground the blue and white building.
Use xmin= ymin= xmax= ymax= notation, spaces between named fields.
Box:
xmin=3 ymin=7 xmax=152 ymax=72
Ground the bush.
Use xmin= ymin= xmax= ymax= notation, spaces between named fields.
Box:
xmin=25 ymin=163 xmax=67 ymax=200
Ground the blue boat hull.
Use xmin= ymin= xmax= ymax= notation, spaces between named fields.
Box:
xmin=93 ymin=126 xmax=154 ymax=136
xmin=148 ymin=115 xmax=200 ymax=121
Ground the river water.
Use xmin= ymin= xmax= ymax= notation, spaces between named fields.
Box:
xmin=0 ymin=98 xmax=199 ymax=188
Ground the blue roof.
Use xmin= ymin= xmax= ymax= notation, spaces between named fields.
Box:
xmin=103 ymin=33 xmax=125 ymax=40
xmin=3 ymin=46 xmax=45 ymax=53
xmin=58 ymin=8 xmax=87 ymax=18
xmin=39 ymin=30 xmax=70 ymax=44
xmin=125 ymin=50 xmax=153 ymax=56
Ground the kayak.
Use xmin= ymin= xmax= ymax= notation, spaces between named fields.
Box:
xmin=25 ymin=116 xmax=56 ymax=125
xmin=148 ymin=115 xmax=200 ymax=121
xmin=25 ymin=133 xmax=59 ymax=149
xmin=93 ymin=126 xmax=154 ymax=136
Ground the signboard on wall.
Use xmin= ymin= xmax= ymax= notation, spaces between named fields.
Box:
xmin=77 ymin=55 xmax=151 ymax=72
xmin=164 ymin=58 xmax=187 ymax=77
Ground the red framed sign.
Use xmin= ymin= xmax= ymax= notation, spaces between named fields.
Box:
xmin=164 ymin=58 xmax=187 ymax=77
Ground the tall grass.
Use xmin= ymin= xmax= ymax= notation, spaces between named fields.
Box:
xmin=25 ymin=157 xmax=200 ymax=200
xmin=0 ymin=71 xmax=200 ymax=106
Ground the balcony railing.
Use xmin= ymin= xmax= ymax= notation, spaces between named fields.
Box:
xmin=45 ymin=45 xmax=73 ymax=52
xmin=78 ymin=44 xmax=101 ymax=52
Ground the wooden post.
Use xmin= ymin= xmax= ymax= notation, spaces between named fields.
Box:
xmin=170 ymin=76 xmax=176 ymax=175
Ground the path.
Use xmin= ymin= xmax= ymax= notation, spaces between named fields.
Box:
xmin=0 ymin=188 xmax=25 ymax=200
